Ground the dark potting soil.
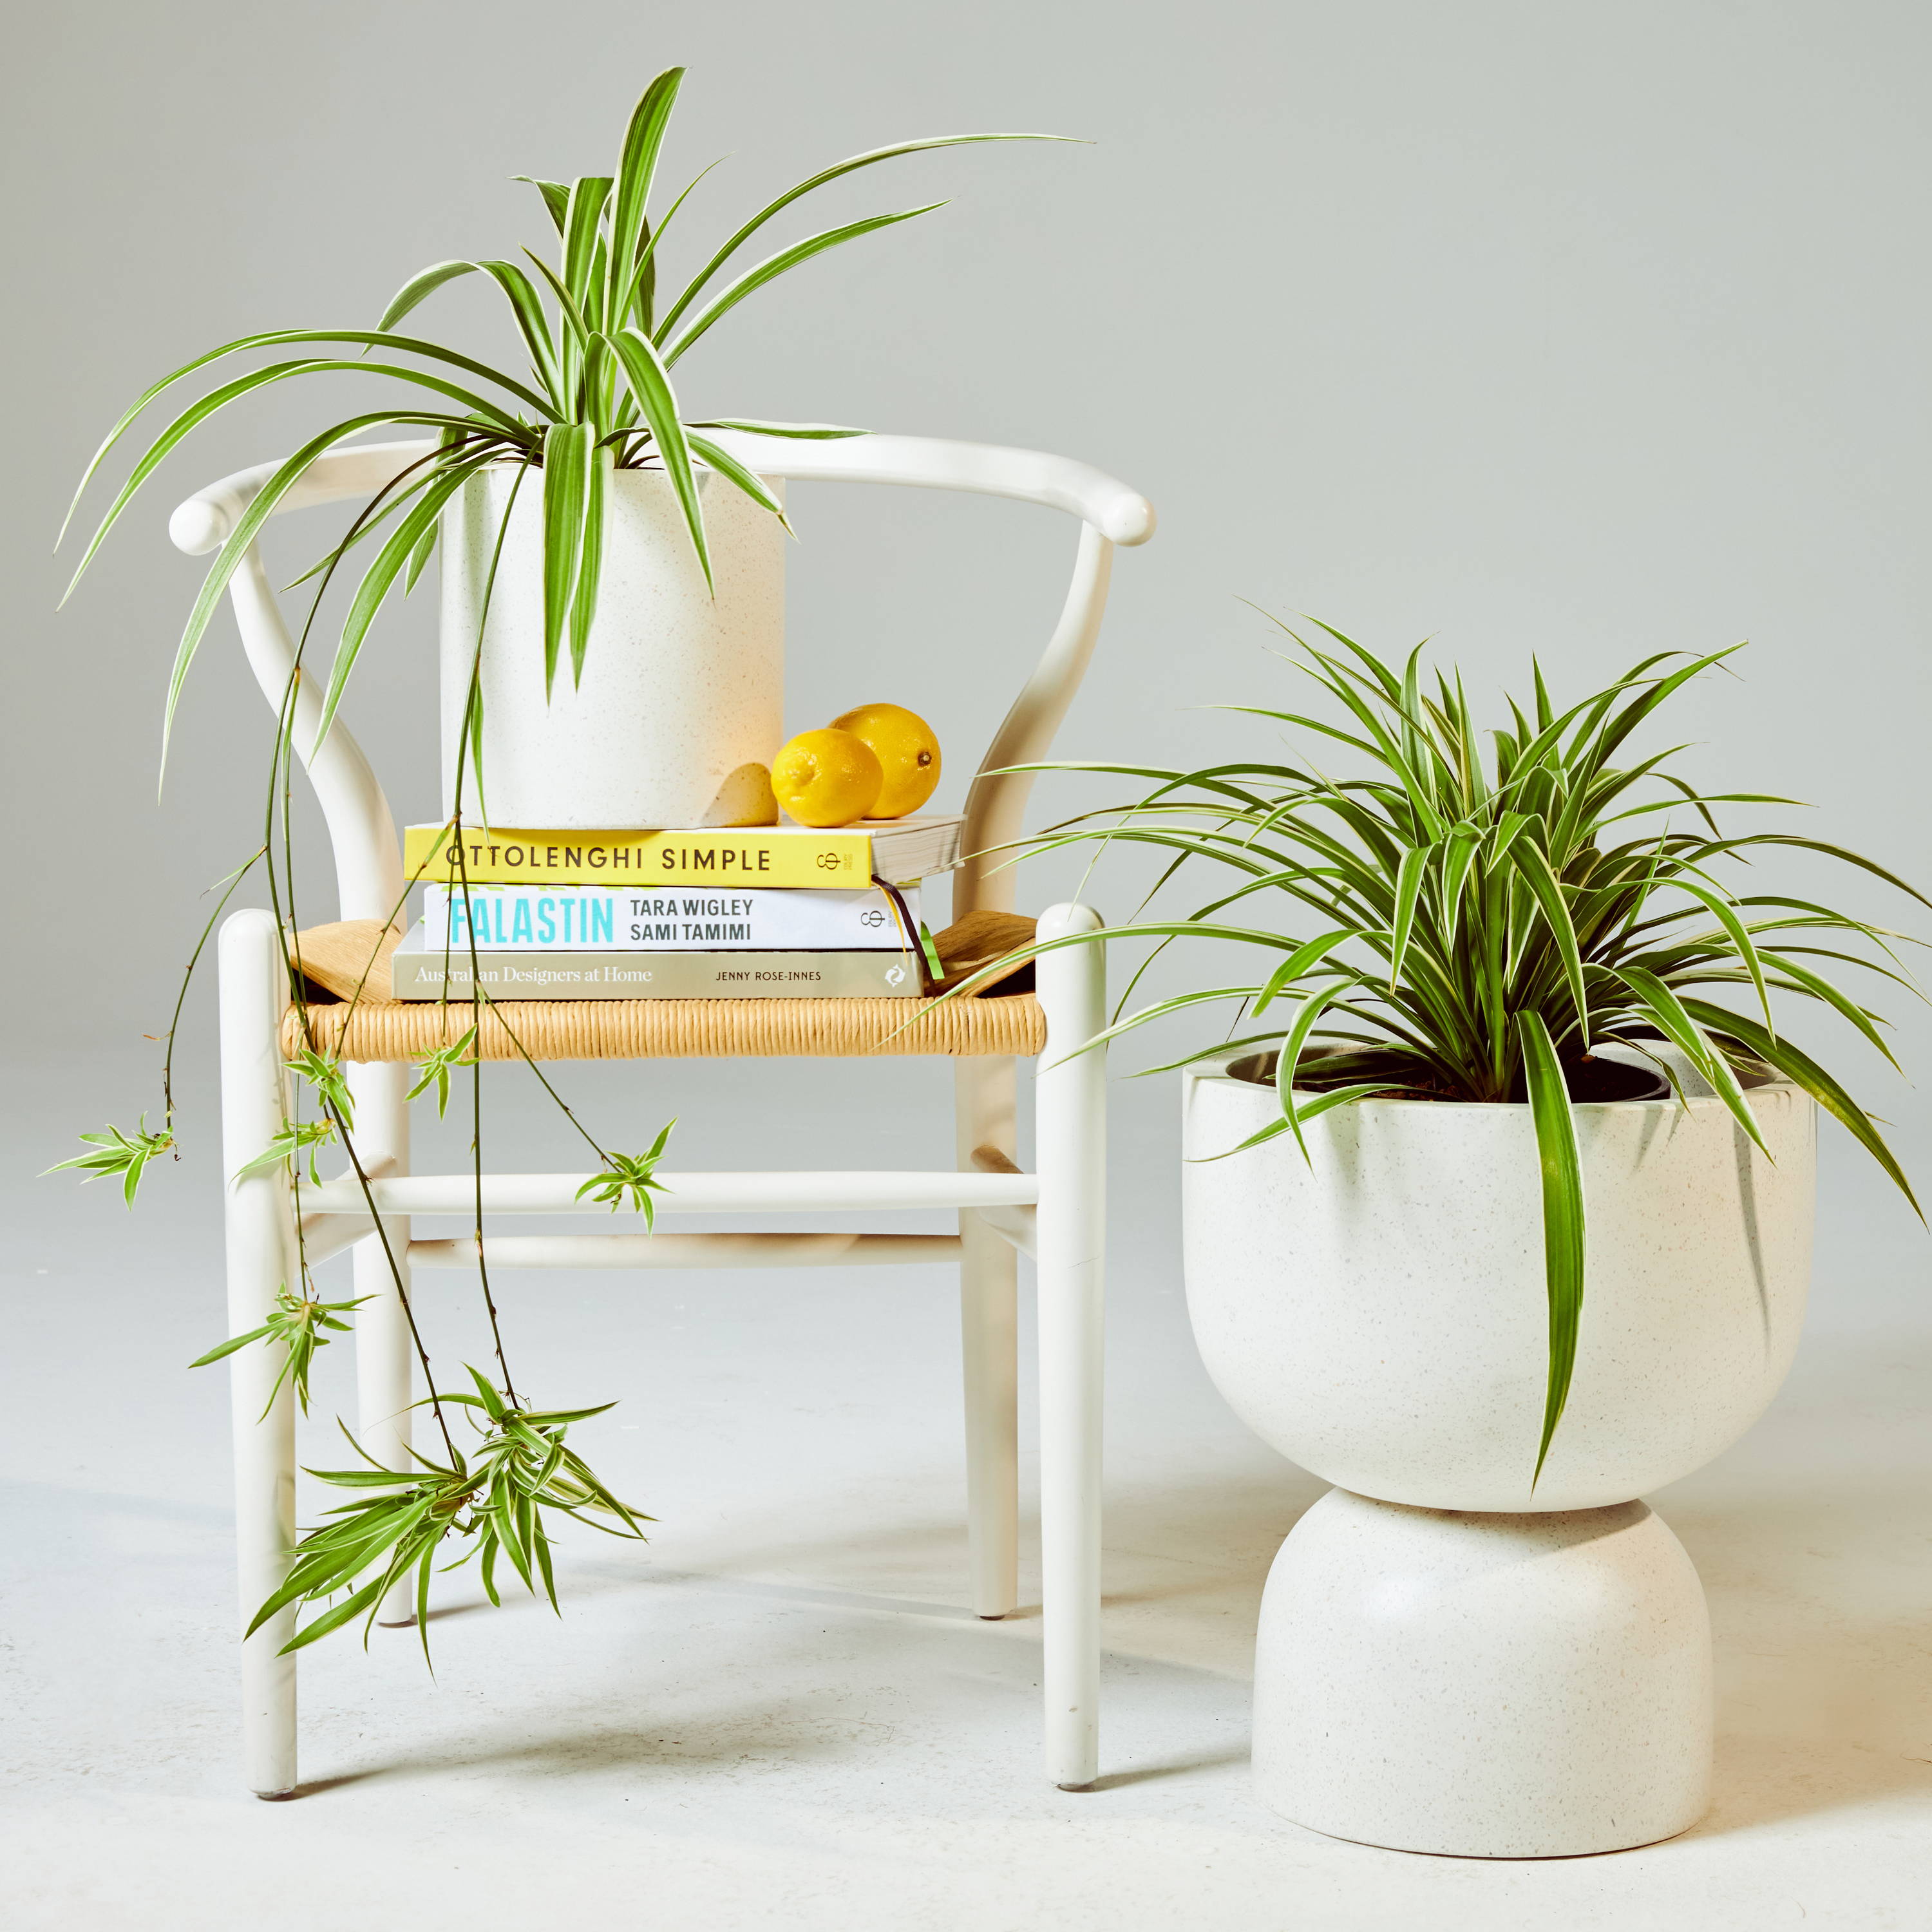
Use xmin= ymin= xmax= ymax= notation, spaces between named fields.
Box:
xmin=1227 ymin=1050 xmax=1672 ymax=1105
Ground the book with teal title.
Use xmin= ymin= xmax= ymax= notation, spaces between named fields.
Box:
xmin=422 ymin=882 xmax=922 ymax=953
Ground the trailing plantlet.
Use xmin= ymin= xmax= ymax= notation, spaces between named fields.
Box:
xmin=978 ymin=620 xmax=1926 ymax=1474
xmin=189 ymin=1285 xmax=372 ymax=1419
xmin=44 ymin=1117 xmax=175 ymax=1206
xmin=249 ymin=1372 xmax=652 ymax=1660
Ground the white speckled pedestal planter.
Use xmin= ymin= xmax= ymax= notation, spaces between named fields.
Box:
xmin=1254 ymin=1492 xmax=1712 ymax=1856
xmin=440 ymin=463 xmax=786 ymax=829
xmin=1182 ymin=1050 xmax=1815 ymax=1856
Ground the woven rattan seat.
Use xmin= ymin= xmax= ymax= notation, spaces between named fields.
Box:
xmin=288 ymin=988 xmax=1045 ymax=1062
xmin=284 ymin=912 xmax=1045 ymax=1061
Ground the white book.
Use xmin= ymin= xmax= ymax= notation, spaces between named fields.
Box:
xmin=421 ymin=882 xmax=923 ymax=952
xmin=392 ymin=926 xmax=923 ymax=1000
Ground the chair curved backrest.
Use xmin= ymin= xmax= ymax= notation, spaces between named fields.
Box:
xmin=170 ymin=433 xmax=1155 ymax=929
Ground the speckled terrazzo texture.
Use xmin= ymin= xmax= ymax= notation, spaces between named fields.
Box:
xmin=1180 ymin=1059 xmax=1817 ymax=1511
xmin=1253 ymin=1490 xmax=1714 ymax=1857
xmin=439 ymin=465 xmax=786 ymax=829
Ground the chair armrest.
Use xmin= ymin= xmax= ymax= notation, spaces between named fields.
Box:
xmin=170 ymin=431 xmax=1156 ymax=551
xmin=699 ymin=430 xmax=1155 ymax=545
xmin=169 ymin=439 xmax=440 ymax=554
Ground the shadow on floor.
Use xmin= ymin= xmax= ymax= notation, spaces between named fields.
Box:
xmin=1086 ymin=1747 xmax=1251 ymax=1791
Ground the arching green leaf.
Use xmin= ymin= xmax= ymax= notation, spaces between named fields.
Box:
xmin=656 ymin=131 xmax=1077 ymax=340
xmin=1519 ymin=1012 xmax=1585 ymax=1486
xmin=375 ymin=259 xmax=478 ymax=332
xmin=660 ymin=204 xmax=947 ymax=366
xmin=540 ymin=420 xmax=592 ymax=694
xmin=608 ymin=68 xmax=685 ymax=327
xmin=602 ymin=327 xmax=710 ymax=592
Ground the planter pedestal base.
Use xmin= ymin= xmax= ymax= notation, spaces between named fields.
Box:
xmin=1253 ymin=1490 xmax=1713 ymax=1857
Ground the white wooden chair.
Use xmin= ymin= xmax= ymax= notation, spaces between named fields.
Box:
xmin=175 ymin=432 xmax=1155 ymax=1799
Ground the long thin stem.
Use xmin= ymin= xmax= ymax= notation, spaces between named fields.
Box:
xmin=157 ymin=844 xmax=265 ymax=1134
xmin=258 ymin=518 xmax=460 ymax=1457
xmin=460 ymin=851 xmax=518 ymax=1408
xmin=321 ymin=1100 xmax=459 ymax=1462
xmin=447 ymin=464 xmax=528 ymax=1408
xmin=473 ymin=990 xmax=612 ymax=1162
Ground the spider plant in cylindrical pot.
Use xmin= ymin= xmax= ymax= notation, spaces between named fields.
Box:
xmin=62 ymin=68 xmax=1061 ymax=827
xmin=1004 ymin=625 xmax=1923 ymax=1857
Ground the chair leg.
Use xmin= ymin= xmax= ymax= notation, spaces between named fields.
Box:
xmin=348 ymin=1061 xmax=415 ymax=1626
xmin=955 ymin=1056 xmax=1019 ymax=1618
xmin=1034 ymin=902 xmax=1107 ymax=1791
xmin=219 ymin=909 xmax=299 ymax=1799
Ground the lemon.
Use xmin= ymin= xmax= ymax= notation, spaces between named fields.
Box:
xmin=771 ymin=728 xmax=884 ymax=828
xmin=829 ymin=703 xmax=942 ymax=819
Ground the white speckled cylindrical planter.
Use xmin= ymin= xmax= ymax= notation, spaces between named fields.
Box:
xmin=439 ymin=463 xmax=786 ymax=829
xmin=1181 ymin=1048 xmax=1815 ymax=1856
xmin=1253 ymin=1491 xmax=1713 ymax=1857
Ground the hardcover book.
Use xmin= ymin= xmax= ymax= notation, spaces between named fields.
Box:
xmin=421 ymin=882 xmax=922 ymax=952
xmin=402 ymin=815 xmax=963 ymax=888
xmin=391 ymin=925 xmax=924 ymax=1000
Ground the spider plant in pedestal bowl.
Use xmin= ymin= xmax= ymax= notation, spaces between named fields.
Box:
xmin=1016 ymin=621 xmax=1926 ymax=1496
xmin=990 ymin=623 xmax=1927 ymax=1855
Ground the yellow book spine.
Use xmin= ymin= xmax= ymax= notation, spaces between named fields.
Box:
xmin=402 ymin=826 xmax=874 ymax=888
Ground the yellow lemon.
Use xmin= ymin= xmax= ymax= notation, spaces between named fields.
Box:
xmin=771 ymin=728 xmax=884 ymax=828
xmin=829 ymin=703 xmax=942 ymax=819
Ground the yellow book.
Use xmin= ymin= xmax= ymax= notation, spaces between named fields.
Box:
xmin=402 ymin=816 xmax=961 ymax=888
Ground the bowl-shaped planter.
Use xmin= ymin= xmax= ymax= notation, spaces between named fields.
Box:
xmin=1182 ymin=1048 xmax=1815 ymax=1511
xmin=989 ymin=630 xmax=1913 ymax=1850
xmin=1182 ymin=1048 xmax=1815 ymax=1856
xmin=439 ymin=462 xmax=786 ymax=830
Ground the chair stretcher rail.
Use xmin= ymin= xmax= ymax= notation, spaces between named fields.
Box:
xmin=408 ymin=1232 xmax=964 ymax=1269
xmin=296 ymin=1168 xmax=1040 ymax=1217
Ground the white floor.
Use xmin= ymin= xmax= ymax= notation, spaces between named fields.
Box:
xmin=5 ymin=1052 xmax=1930 ymax=1929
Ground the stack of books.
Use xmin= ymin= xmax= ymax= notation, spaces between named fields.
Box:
xmin=391 ymin=816 xmax=965 ymax=1001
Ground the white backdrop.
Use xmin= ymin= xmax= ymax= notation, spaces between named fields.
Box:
xmin=5 ymin=0 xmax=1926 ymax=1314
xmin=5 ymin=14 xmax=1932 ymax=1923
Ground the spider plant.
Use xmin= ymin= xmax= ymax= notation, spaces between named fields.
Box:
xmin=53 ymin=61 xmax=1065 ymax=1653
xmin=996 ymin=623 xmax=1926 ymax=1477
xmin=57 ymin=65 xmax=1065 ymax=765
